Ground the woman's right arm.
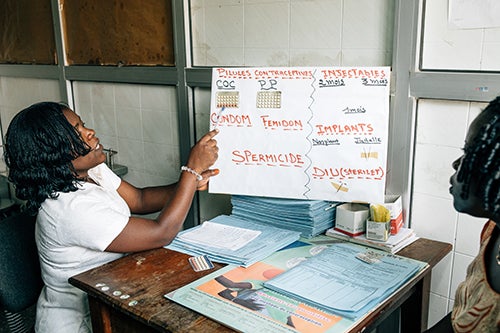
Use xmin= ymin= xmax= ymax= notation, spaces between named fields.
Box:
xmin=105 ymin=129 xmax=219 ymax=253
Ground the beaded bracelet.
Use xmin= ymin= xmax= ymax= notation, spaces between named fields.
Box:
xmin=181 ymin=166 xmax=203 ymax=181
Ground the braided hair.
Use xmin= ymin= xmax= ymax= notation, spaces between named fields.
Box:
xmin=456 ymin=96 xmax=500 ymax=217
xmin=3 ymin=102 xmax=91 ymax=215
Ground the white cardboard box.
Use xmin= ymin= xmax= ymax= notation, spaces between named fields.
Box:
xmin=334 ymin=203 xmax=370 ymax=237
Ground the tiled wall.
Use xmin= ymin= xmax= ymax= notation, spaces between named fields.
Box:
xmin=72 ymin=82 xmax=181 ymax=188
xmin=411 ymin=99 xmax=488 ymax=327
xmin=190 ymin=0 xmax=394 ymax=67
xmin=0 ymin=77 xmax=61 ymax=138
xmin=0 ymin=78 xmax=183 ymax=212
xmin=0 ymin=77 xmax=61 ymax=180
xmin=422 ymin=0 xmax=500 ymax=71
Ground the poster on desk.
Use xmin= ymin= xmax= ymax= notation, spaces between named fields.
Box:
xmin=166 ymin=236 xmax=355 ymax=333
xmin=208 ymin=66 xmax=390 ymax=203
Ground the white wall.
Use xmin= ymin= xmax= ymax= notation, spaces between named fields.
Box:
xmin=72 ymin=82 xmax=181 ymax=188
xmin=0 ymin=77 xmax=61 ymax=189
xmin=0 ymin=79 xmax=181 ymax=190
xmin=0 ymin=77 xmax=61 ymax=137
xmin=422 ymin=0 xmax=500 ymax=71
xmin=411 ymin=100 xmax=488 ymax=326
xmin=190 ymin=0 xmax=394 ymax=67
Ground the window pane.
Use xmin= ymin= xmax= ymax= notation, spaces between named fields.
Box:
xmin=0 ymin=0 xmax=56 ymax=64
xmin=61 ymin=0 xmax=174 ymax=66
xmin=189 ymin=0 xmax=395 ymax=67
xmin=421 ymin=0 xmax=500 ymax=71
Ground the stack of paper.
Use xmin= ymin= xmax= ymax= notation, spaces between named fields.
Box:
xmin=325 ymin=227 xmax=418 ymax=253
xmin=231 ymin=195 xmax=342 ymax=238
xmin=263 ymin=242 xmax=427 ymax=320
xmin=166 ymin=215 xmax=301 ymax=267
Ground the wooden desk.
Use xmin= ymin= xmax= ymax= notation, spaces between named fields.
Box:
xmin=69 ymin=238 xmax=451 ymax=333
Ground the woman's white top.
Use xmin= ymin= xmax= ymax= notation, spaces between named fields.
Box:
xmin=35 ymin=163 xmax=130 ymax=333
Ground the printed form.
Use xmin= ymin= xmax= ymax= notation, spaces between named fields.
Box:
xmin=264 ymin=242 xmax=426 ymax=319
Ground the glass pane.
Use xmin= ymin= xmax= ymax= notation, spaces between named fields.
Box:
xmin=190 ymin=0 xmax=395 ymax=67
xmin=0 ymin=0 xmax=56 ymax=64
xmin=0 ymin=78 xmax=61 ymax=136
xmin=61 ymin=0 xmax=174 ymax=66
xmin=73 ymin=81 xmax=180 ymax=189
xmin=421 ymin=0 xmax=500 ymax=71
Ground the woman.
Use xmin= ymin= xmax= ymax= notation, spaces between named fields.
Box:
xmin=426 ymin=97 xmax=500 ymax=332
xmin=4 ymin=101 xmax=219 ymax=332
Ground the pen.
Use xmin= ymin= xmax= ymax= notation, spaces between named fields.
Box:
xmin=324 ymin=202 xmax=337 ymax=211
xmin=213 ymin=107 xmax=225 ymax=129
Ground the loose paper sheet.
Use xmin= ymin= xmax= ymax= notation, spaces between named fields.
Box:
xmin=449 ymin=0 xmax=500 ymax=29
xmin=209 ymin=67 xmax=390 ymax=203
xmin=178 ymin=221 xmax=261 ymax=251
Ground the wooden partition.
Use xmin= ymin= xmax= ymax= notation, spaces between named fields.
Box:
xmin=60 ymin=0 xmax=174 ymax=66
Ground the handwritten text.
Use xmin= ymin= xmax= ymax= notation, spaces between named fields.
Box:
xmin=261 ymin=115 xmax=303 ymax=131
xmin=343 ymin=106 xmax=366 ymax=114
xmin=318 ymin=78 xmax=345 ymax=88
xmin=354 ymin=137 xmax=382 ymax=144
xmin=320 ymin=68 xmax=387 ymax=79
xmin=212 ymin=112 xmax=252 ymax=127
xmin=232 ymin=150 xmax=304 ymax=167
xmin=312 ymin=138 xmax=340 ymax=146
xmin=316 ymin=123 xmax=373 ymax=135
xmin=312 ymin=166 xmax=385 ymax=180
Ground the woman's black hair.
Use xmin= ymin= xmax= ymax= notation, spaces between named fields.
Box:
xmin=457 ymin=96 xmax=500 ymax=217
xmin=4 ymin=102 xmax=92 ymax=214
